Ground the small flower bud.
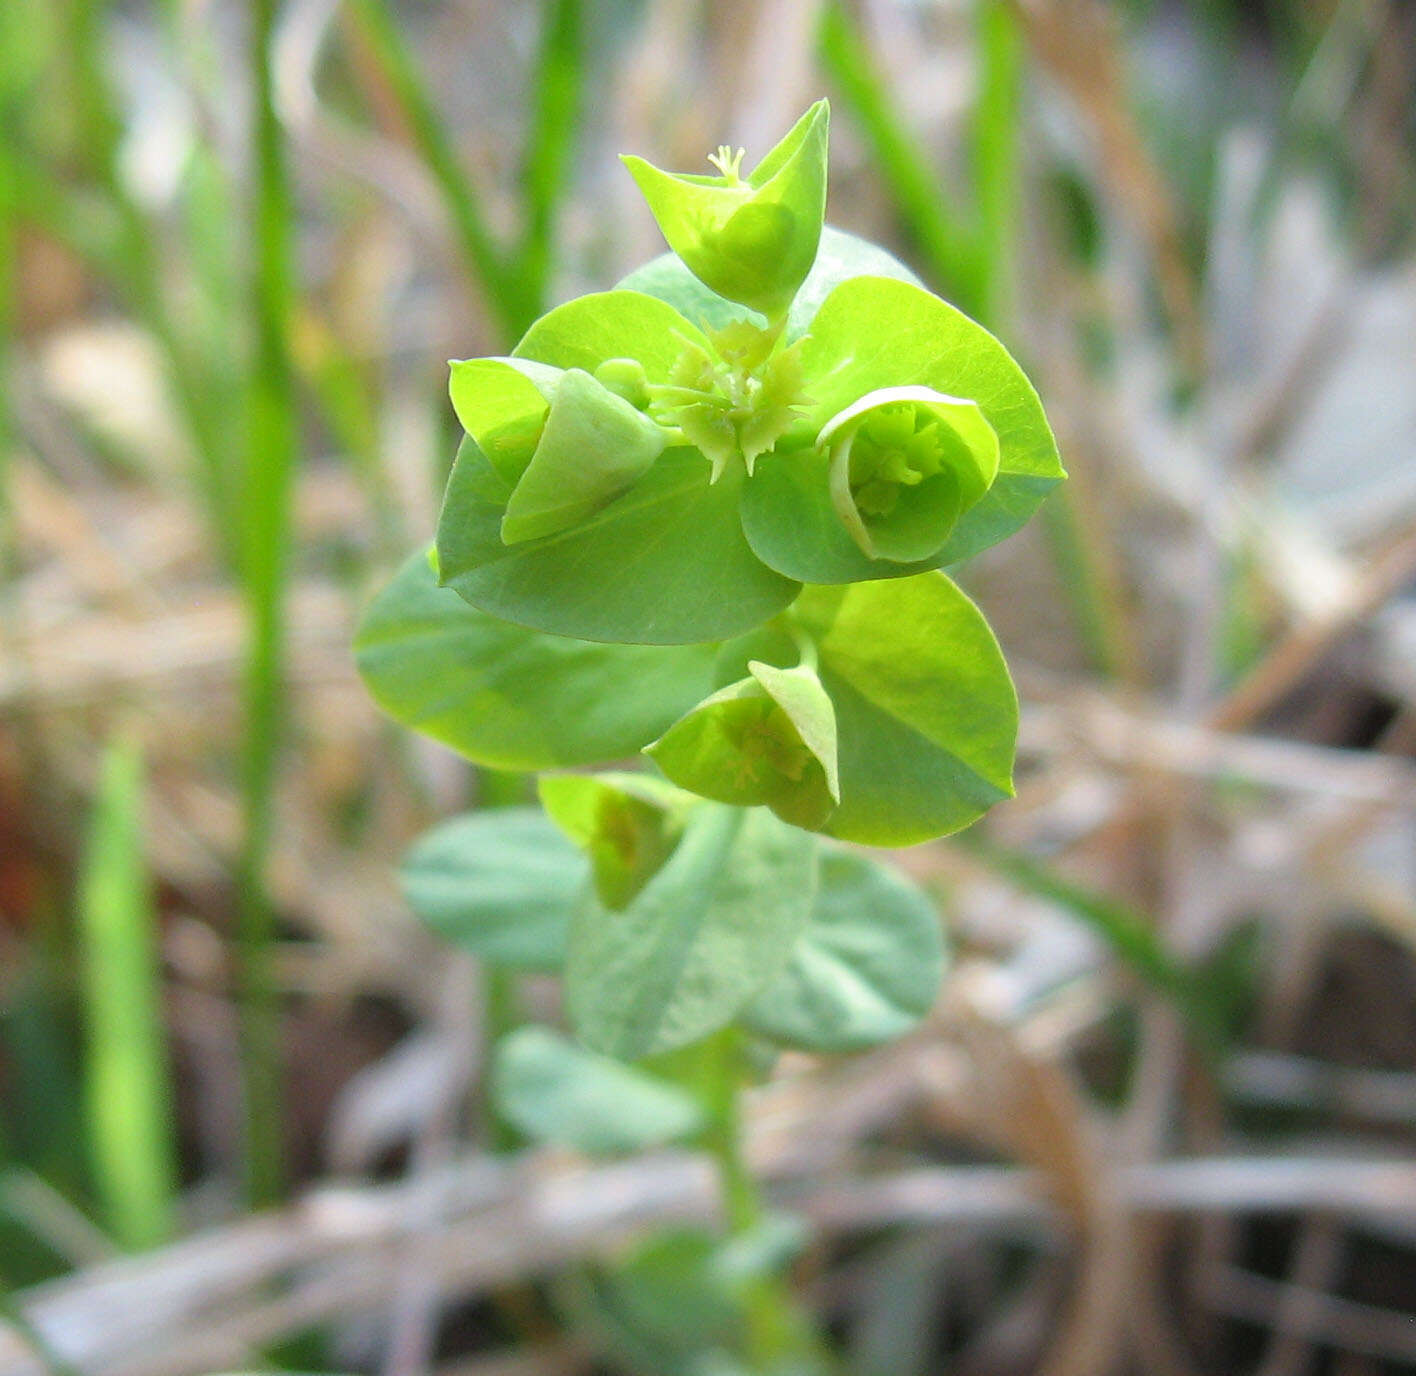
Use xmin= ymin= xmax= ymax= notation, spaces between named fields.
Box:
xmin=622 ymin=101 xmax=829 ymax=319
xmin=593 ymin=357 xmax=651 ymax=410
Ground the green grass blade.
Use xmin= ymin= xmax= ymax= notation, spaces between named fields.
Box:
xmin=62 ymin=0 xmax=237 ymax=555
xmin=346 ymin=0 xmax=532 ymax=345
xmin=77 ymin=738 xmax=177 ymax=1252
xmin=236 ymin=0 xmax=300 ymax=1208
xmin=973 ymin=0 xmax=1022 ymax=328
xmin=817 ymin=0 xmax=984 ymax=316
xmin=517 ymin=0 xmax=583 ymax=321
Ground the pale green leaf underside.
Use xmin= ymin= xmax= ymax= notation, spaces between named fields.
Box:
xmin=618 ymin=225 xmax=922 ymax=338
xmin=399 ymin=808 xmax=584 ymax=970
xmin=567 ymin=804 xmax=818 ymax=1059
xmin=742 ymin=850 xmax=945 ymax=1051
xmin=355 ymin=551 xmax=720 ymax=767
xmin=794 ymin=573 xmax=1018 ymax=845
xmin=436 ymin=438 xmax=799 ymax=645
xmin=492 ymin=1026 xmax=704 ymax=1154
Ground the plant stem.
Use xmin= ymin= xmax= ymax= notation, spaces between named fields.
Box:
xmin=518 ymin=0 xmax=582 ymax=318
xmin=700 ymin=1027 xmax=760 ymax=1235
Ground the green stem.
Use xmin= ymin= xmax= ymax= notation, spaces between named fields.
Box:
xmin=64 ymin=0 xmax=238 ymax=560
xmin=700 ymin=1028 xmax=760 ymax=1235
xmin=518 ymin=0 xmax=582 ymax=317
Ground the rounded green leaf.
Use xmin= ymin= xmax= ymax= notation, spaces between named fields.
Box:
xmin=645 ymin=661 xmax=840 ymax=830
xmin=500 ymin=368 xmax=667 ymax=544
xmin=435 ymin=438 xmax=799 ymax=645
xmin=399 ymin=808 xmax=584 ymax=970
xmin=355 ymin=550 xmax=721 ymax=767
xmin=566 ymin=804 xmax=819 ymax=1059
xmin=621 ymin=101 xmax=828 ymax=317
xmin=741 ymin=851 xmax=945 ymax=1050
xmin=794 ymin=573 xmax=1018 ymax=845
xmin=513 ymin=289 xmax=711 ymax=384
xmin=491 ymin=1026 xmax=705 ymax=1154
xmin=799 ymin=276 xmax=1064 ymax=565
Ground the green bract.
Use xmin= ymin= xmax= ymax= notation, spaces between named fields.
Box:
xmin=817 ymin=386 xmax=999 ymax=562
xmin=645 ymin=660 xmax=840 ymax=830
xmin=621 ymin=100 xmax=829 ymax=319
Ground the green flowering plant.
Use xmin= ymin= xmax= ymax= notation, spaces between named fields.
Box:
xmin=359 ymin=94 xmax=1064 ymax=1024
xmin=359 ymin=101 xmax=1061 ymax=1374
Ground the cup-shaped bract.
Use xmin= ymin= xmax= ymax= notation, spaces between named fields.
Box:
xmin=646 ymin=660 xmax=840 ymax=831
xmin=448 ymin=358 xmax=667 ymax=546
xmin=816 ymin=386 xmax=1000 ymax=563
xmin=622 ymin=100 xmax=829 ymax=319
xmin=539 ymin=772 xmax=690 ymax=910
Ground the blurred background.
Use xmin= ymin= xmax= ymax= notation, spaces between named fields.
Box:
xmin=2 ymin=0 xmax=1415 ymax=1372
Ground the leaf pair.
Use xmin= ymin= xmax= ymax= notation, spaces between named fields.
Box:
xmin=399 ymin=803 xmax=946 ymax=1069
xmin=357 ymin=554 xmax=1018 ymax=847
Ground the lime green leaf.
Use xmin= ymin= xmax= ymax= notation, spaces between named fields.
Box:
xmin=539 ymin=772 xmax=693 ymax=910
xmin=355 ymin=551 xmax=720 ymax=768
xmin=618 ymin=224 xmax=921 ymax=337
xmin=742 ymin=851 xmax=945 ymax=1050
xmin=799 ymin=276 xmax=1064 ymax=565
xmin=645 ymin=661 xmax=839 ymax=830
xmin=501 ymin=369 xmax=667 ymax=544
xmin=566 ymin=804 xmax=819 ymax=1058
xmin=513 ymin=289 xmax=712 ymax=383
xmin=491 ymin=1027 xmax=705 ymax=1154
xmin=794 ymin=574 xmax=1017 ymax=845
xmin=399 ymin=808 xmax=584 ymax=970
xmin=436 ymin=438 xmax=799 ymax=645
xmin=448 ymin=356 xmax=560 ymax=485
xmin=622 ymin=101 xmax=829 ymax=317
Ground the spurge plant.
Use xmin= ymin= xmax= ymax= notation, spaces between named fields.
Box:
xmin=356 ymin=100 xmax=1063 ymax=1375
